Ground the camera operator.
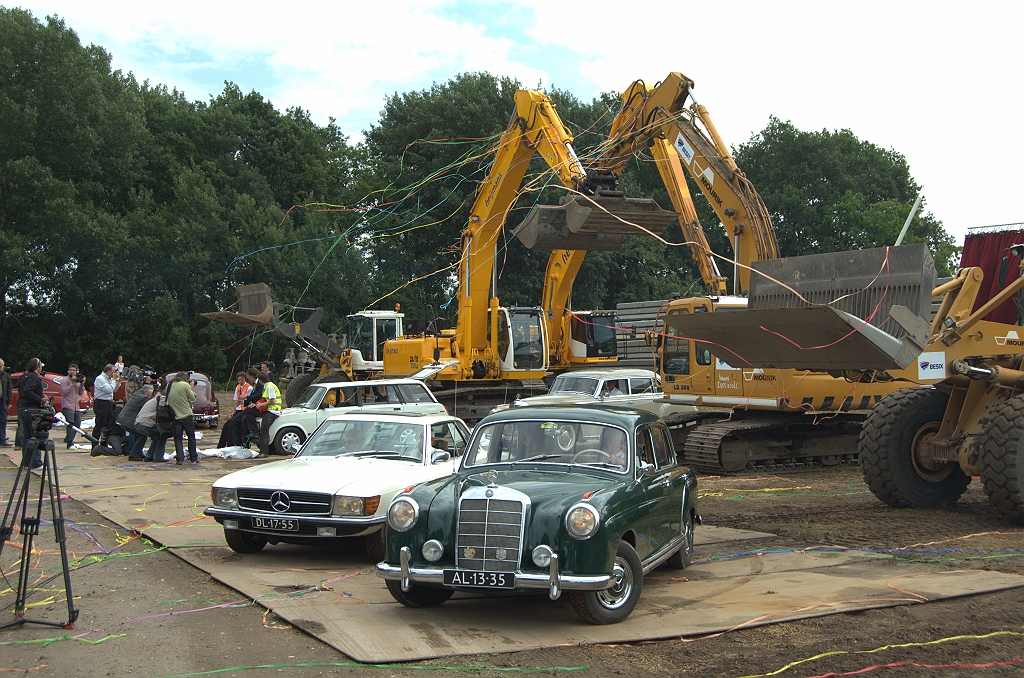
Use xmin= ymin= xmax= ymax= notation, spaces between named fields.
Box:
xmin=116 ymin=383 xmax=154 ymax=460
xmin=0 ymin=358 xmax=12 ymax=447
xmin=134 ymin=383 xmax=169 ymax=462
xmin=92 ymin=364 xmax=120 ymax=451
xmin=18 ymin=358 xmax=49 ymax=468
xmin=60 ymin=363 xmax=86 ymax=449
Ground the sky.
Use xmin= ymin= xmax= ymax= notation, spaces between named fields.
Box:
xmin=11 ymin=0 xmax=1024 ymax=245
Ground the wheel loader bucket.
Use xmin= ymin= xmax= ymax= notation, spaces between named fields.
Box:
xmin=666 ymin=244 xmax=937 ymax=371
xmin=515 ymin=193 xmax=679 ymax=250
xmin=201 ymin=282 xmax=278 ymax=327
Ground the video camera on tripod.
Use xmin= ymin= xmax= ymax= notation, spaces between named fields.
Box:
xmin=21 ymin=406 xmax=56 ymax=468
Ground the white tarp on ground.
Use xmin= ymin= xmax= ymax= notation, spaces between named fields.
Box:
xmin=197 ymin=446 xmax=260 ymax=460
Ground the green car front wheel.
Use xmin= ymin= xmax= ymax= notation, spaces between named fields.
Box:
xmin=568 ymin=540 xmax=643 ymax=624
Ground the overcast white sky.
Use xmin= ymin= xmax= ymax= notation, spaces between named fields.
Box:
xmin=12 ymin=0 xmax=1024 ymax=244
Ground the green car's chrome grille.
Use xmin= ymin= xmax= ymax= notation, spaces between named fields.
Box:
xmin=456 ymin=497 xmax=525 ymax=572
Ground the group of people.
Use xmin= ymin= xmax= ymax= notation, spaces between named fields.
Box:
xmin=1 ymin=356 xmax=283 ymax=465
xmin=91 ymin=368 xmax=200 ymax=465
xmin=217 ymin=364 xmax=281 ymax=457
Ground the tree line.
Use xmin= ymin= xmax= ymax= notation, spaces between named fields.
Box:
xmin=0 ymin=8 xmax=957 ymax=385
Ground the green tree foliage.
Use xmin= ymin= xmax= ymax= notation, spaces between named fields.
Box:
xmin=0 ymin=8 xmax=959 ymax=383
xmin=0 ymin=8 xmax=368 ymax=380
xmin=730 ymin=117 xmax=958 ymax=275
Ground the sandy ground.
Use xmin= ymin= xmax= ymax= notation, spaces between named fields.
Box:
xmin=1 ymin=407 xmax=1023 ymax=677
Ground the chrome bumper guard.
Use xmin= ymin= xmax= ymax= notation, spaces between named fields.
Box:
xmin=376 ymin=547 xmax=614 ymax=600
xmin=204 ymin=507 xmax=385 ymax=532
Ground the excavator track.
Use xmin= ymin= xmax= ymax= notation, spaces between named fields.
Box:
xmin=663 ymin=412 xmax=864 ymax=475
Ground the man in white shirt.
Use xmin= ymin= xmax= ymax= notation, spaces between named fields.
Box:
xmin=92 ymin=364 xmax=120 ymax=450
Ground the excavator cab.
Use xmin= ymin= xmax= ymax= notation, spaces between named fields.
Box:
xmin=488 ymin=308 xmax=547 ymax=372
xmin=570 ymin=311 xmax=618 ymax=360
xmin=345 ymin=311 xmax=403 ymax=370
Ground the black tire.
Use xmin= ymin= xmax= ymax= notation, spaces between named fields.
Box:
xmin=273 ymin=426 xmax=305 ymax=455
xmin=365 ymin=527 xmax=387 ymax=562
xmin=284 ymin=372 xmax=316 ymax=408
xmin=568 ymin=540 xmax=643 ymax=624
xmin=210 ymin=419 xmax=218 ymax=430
xmin=666 ymin=509 xmax=694 ymax=569
xmin=980 ymin=395 xmax=1024 ymax=523
xmin=385 ymin=579 xmax=454 ymax=608
xmin=860 ymin=388 xmax=970 ymax=508
xmin=224 ymin=529 xmax=268 ymax=554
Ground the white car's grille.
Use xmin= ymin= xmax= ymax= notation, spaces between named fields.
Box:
xmin=456 ymin=489 xmax=528 ymax=572
xmin=237 ymin=488 xmax=332 ymax=515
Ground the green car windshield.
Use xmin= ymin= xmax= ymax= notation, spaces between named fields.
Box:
xmin=300 ymin=420 xmax=425 ymax=462
xmin=464 ymin=420 xmax=630 ymax=473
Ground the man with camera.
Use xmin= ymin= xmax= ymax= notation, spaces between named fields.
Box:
xmin=18 ymin=358 xmax=49 ymax=468
xmin=60 ymin=364 xmax=86 ymax=449
xmin=0 ymin=358 xmax=12 ymax=447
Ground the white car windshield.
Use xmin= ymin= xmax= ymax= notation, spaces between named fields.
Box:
xmin=464 ymin=420 xmax=629 ymax=473
xmin=548 ymin=376 xmax=600 ymax=396
xmin=300 ymin=420 xmax=425 ymax=462
xmin=292 ymin=386 xmax=324 ymax=409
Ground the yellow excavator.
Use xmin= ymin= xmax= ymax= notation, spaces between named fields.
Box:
xmin=524 ymin=72 xmax=777 ymax=372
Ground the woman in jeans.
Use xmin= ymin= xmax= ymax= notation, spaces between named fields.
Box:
xmin=167 ymin=371 xmax=197 ymax=465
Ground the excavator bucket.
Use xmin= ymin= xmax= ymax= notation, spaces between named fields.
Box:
xmin=201 ymin=282 xmax=278 ymax=327
xmin=515 ymin=193 xmax=679 ymax=250
xmin=666 ymin=244 xmax=937 ymax=372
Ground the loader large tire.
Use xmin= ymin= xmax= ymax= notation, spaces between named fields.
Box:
xmin=859 ymin=388 xmax=970 ymax=508
xmin=284 ymin=372 xmax=316 ymax=407
xmin=980 ymin=395 xmax=1024 ymax=523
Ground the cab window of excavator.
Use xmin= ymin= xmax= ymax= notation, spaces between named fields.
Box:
xmin=663 ymin=325 xmax=690 ymax=376
xmin=357 ymin=317 xmax=374 ymax=359
xmin=510 ymin=311 xmax=544 ymax=370
xmin=375 ymin=318 xmax=398 ymax=362
xmin=695 ymin=343 xmax=713 ymax=366
xmin=487 ymin=310 xmax=511 ymax=363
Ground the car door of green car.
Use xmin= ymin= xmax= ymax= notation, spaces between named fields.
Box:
xmin=642 ymin=425 xmax=687 ymax=557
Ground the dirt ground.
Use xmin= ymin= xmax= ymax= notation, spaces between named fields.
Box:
xmin=2 ymin=410 xmax=1023 ymax=677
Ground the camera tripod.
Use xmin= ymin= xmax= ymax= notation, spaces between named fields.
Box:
xmin=0 ymin=422 xmax=79 ymax=630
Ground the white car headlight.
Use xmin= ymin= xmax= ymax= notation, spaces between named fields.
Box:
xmin=565 ymin=503 xmax=599 ymax=539
xmin=332 ymin=495 xmax=381 ymax=516
xmin=387 ymin=497 xmax=419 ymax=532
xmin=212 ymin=487 xmax=237 ymax=508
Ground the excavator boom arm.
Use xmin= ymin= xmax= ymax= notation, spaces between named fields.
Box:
xmin=455 ymin=90 xmax=586 ymax=367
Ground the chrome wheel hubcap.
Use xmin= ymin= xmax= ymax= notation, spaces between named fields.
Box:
xmin=596 ymin=557 xmax=633 ymax=609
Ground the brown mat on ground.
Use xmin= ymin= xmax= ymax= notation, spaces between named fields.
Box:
xmin=171 ymin=544 xmax=1024 ymax=664
xmin=32 ymin=455 xmax=1022 ymax=665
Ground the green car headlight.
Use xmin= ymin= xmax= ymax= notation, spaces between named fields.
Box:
xmin=387 ymin=497 xmax=419 ymax=532
xmin=565 ymin=503 xmax=599 ymax=539
xmin=212 ymin=487 xmax=237 ymax=508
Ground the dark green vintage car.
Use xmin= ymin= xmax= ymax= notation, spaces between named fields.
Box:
xmin=376 ymin=405 xmax=699 ymax=624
